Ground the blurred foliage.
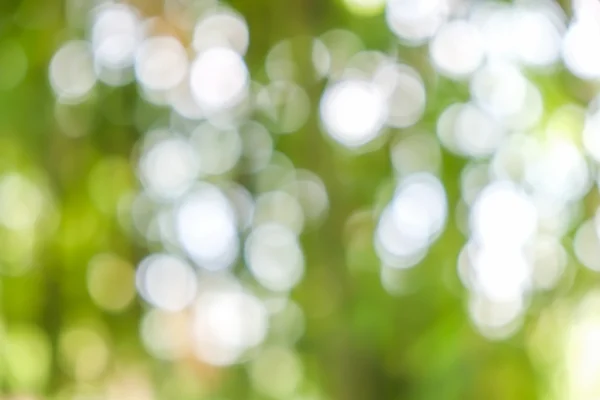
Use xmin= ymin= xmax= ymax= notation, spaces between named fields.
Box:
xmin=1 ymin=0 xmax=600 ymax=400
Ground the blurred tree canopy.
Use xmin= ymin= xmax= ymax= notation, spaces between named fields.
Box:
xmin=1 ymin=0 xmax=600 ymax=399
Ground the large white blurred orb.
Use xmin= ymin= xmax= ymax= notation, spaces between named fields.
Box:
xmin=430 ymin=20 xmax=484 ymax=78
xmin=245 ymin=223 xmax=304 ymax=292
xmin=562 ymin=17 xmax=600 ymax=80
xmin=470 ymin=61 xmax=528 ymax=120
xmin=390 ymin=173 xmax=446 ymax=241
xmin=139 ymin=136 xmax=199 ymax=200
xmin=375 ymin=173 xmax=447 ymax=267
xmin=437 ymin=102 xmax=505 ymax=158
xmin=91 ymin=4 xmax=140 ymax=62
xmin=471 ymin=181 xmax=538 ymax=248
xmin=91 ymin=3 xmax=141 ymax=85
xmin=193 ymin=10 xmax=249 ymax=55
xmin=192 ymin=287 xmax=268 ymax=366
xmin=49 ymin=41 xmax=96 ymax=104
xmin=385 ymin=0 xmax=449 ymax=44
xmin=470 ymin=245 xmax=532 ymax=302
xmin=136 ymin=254 xmax=197 ymax=312
xmin=320 ymin=80 xmax=387 ymax=148
xmin=135 ymin=37 xmax=188 ymax=92
xmin=375 ymin=206 xmax=428 ymax=268
xmin=175 ymin=184 xmax=239 ymax=270
xmin=190 ymin=47 xmax=249 ymax=112
xmin=524 ymin=138 xmax=590 ymax=204
xmin=373 ymin=63 xmax=426 ymax=128
xmin=511 ymin=7 xmax=563 ymax=68
xmin=469 ymin=294 xmax=525 ymax=339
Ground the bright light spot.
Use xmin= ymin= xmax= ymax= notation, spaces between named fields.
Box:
xmin=511 ymin=7 xmax=563 ymax=68
xmin=136 ymin=253 xmax=197 ymax=312
xmin=190 ymin=47 xmax=249 ymax=112
xmin=489 ymin=134 xmax=534 ymax=182
xmin=563 ymin=16 xmax=600 ymax=80
xmin=373 ymin=63 xmax=426 ymax=128
xmin=175 ymin=184 xmax=239 ymax=270
xmin=320 ymin=79 xmax=387 ymax=147
xmin=49 ymin=41 xmax=96 ymax=103
xmin=190 ymin=123 xmax=242 ymax=176
xmin=192 ymin=287 xmax=268 ymax=366
xmin=375 ymin=207 xmax=428 ymax=268
xmin=430 ymin=20 xmax=484 ymax=78
xmin=390 ymin=174 xmax=446 ymax=239
xmin=375 ymin=173 xmax=447 ymax=267
xmin=524 ymin=138 xmax=590 ymax=204
xmin=342 ymin=0 xmax=385 ymax=17
xmin=470 ymin=61 xmax=529 ymax=121
xmin=470 ymin=60 xmax=544 ymax=130
xmin=437 ymin=102 xmax=504 ymax=158
xmin=87 ymin=254 xmax=135 ymax=312
xmin=469 ymin=244 xmax=532 ymax=301
xmin=471 ymin=181 xmax=537 ymax=248
xmin=0 ymin=173 xmax=44 ymax=231
xmin=91 ymin=3 xmax=141 ymax=85
xmin=574 ymin=220 xmax=600 ymax=272
xmin=193 ymin=10 xmax=249 ymax=55
xmin=469 ymin=294 xmax=524 ymax=340
xmin=250 ymin=347 xmax=303 ymax=398
xmin=573 ymin=0 xmax=600 ymax=18
xmin=471 ymin=3 xmax=516 ymax=60
xmin=245 ymin=223 xmax=304 ymax=292
xmin=385 ymin=0 xmax=450 ymax=45
xmin=454 ymin=104 xmax=504 ymax=157
xmin=139 ymin=136 xmax=199 ymax=200
xmin=135 ymin=37 xmax=188 ymax=92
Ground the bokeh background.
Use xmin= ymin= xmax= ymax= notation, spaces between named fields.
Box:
xmin=2 ymin=0 xmax=600 ymax=398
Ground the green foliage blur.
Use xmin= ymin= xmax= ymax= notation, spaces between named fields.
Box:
xmin=0 ymin=0 xmax=598 ymax=399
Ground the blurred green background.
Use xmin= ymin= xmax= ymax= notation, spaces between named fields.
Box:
xmin=2 ymin=0 xmax=600 ymax=399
